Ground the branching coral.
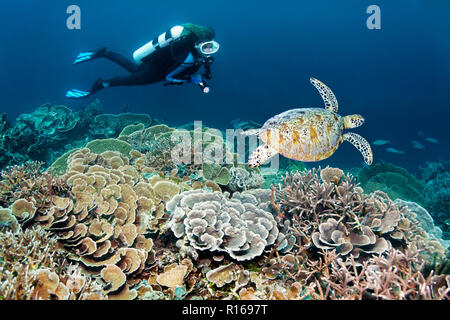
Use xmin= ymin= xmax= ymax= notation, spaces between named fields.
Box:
xmin=0 ymin=162 xmax=71 ymax=220
xmin=271 ymin=168 xmax=446 ymax=263
xmin=315 ymin=247 xmax=449 ymax=300
xmin=0 ymin=226 xmax=103 ymax=300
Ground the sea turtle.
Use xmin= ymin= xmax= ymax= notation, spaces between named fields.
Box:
xmin=246 ymin=78 xmax=373 ymax=167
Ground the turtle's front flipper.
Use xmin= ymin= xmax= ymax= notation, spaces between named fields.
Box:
xmin=310 ymin=78 xmax=339 ymax=113
xmin=248 ymin=144 xmax=278 ymax=168
xmin=343 ymin=133 xmax=373 ymax=165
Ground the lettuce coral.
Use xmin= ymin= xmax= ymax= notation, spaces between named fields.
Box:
xmin=167 ymin=189 xmax=279 ymax=261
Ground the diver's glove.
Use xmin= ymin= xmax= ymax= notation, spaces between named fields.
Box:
xmin=189 ymin=76 xmax=210 ymax=94
xmin=202 ymin=56 xmax=214 ymax=80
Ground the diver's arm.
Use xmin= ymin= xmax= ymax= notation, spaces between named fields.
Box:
xmin=165 ymin=52 xmax=195 ymax=84
xmin=202 ymin=56 xmax=214 ymax=80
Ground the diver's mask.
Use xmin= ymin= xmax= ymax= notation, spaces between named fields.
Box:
xmin=196 ymin=41 xmax=220 ymax=55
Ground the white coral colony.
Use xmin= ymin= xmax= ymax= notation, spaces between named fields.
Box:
xmin=166 ymin=189 xmax=279 ymax=261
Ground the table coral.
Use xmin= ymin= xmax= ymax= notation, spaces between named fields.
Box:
xmin=357 ymin=162 xmax=426 ymax=205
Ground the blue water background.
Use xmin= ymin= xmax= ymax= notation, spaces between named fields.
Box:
xmin=1 ymin=0 xmax=449 ymax=171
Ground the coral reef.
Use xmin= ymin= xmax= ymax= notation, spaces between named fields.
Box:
xmin=419 ymin=161 xmax=450 ymax=240
xmin=395 ymin=199 xmax=449 ymax=249
xmin=89 ymin=113 xmax=154 ymax=138
xmin=0 ymin=226 xmax=103 ymax=300
xmin=167 ymin=189 xmax=279 ymax=261
xmin=272 ymin=168 xmax=446 ymax=261
xmin=0 ymin=99 xmax=159 ymax=172
xmin=357 ymin=162 xmax=426 ymax=205
xmin=0 ymin=103 xmax=448 ymax=301
xmin=120 ymin=123 xmax=265 ymax=192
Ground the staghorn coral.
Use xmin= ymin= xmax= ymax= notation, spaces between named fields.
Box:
xmin=315 ymin=248 xmax=450 ymax=300
xmin=271 ymin=167 xmax=446 ymax=262
xmin=3 ymin=118 xmax=449 ymax=302
xmin=0 ymin=162 xmax=71 ymax=219
xmin=167 ymin=189 xmax=279 ymax=261
xmin=0 ymin=226 xmax=103 ymax=300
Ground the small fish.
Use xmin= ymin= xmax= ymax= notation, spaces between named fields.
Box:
xmin=417 ymin=131 xmax=425 ymax=137
xmin=425 ymin=137 xmax=439 ymax=144
xmin=386 ymin=147 xmax=406 ymax=154
xmin=411 ymin=140 xmax=425 ymax=149
xmin=373 ymin=139 xmax=391 ymax=146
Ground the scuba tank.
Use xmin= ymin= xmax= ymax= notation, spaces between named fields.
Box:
xmin=133 ymin=25 xmax=185 ymax=65
xmin=133 ymin=24 xmax=215 ymax=65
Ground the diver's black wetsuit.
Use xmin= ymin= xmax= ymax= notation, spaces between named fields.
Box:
xmin=89 ymin=34 xmax=213 ymax=95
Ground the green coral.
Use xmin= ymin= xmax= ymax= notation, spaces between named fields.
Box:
xmin=120 ymin=124 xmax=175 ymax=152
xmin=17 ymin=103 xmax=80 ymax=135
xmin=203 ymin=163 xmax=230 ymax=185
xmin=47 ymin=148 xmax=81 ymax=175
xmin=119 ymin=123 xmax=145 ymax=137
xmin=90 ymin=113 xmax=154 ymax=137
xmin=357 ymin=162 xmax=426 ymax=204
xmin=48 ymin=139 xmax=132 ymax=174
xmin=85 ymin=139 xmax=132 ymax=157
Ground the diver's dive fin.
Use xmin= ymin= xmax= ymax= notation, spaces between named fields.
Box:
xmin=73 ymin=52 xmax=96 ymax=65
xmin=73 ymin=48 xmax=106 ymax=65
xmin=66 ymin=89 xmax=91 ymax=99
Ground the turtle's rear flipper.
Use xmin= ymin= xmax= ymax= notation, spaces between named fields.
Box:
xmin=248 ymin=144 xmax=278 ymax=168
xmin=343 ymin=133 xmax=373 ymax=165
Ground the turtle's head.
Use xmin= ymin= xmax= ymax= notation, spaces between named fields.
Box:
xmin=344 ymin=114 xmax=365 ymax=129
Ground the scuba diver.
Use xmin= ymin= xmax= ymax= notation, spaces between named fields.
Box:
xmin=66 ymin=23 xmax=220 ymax=99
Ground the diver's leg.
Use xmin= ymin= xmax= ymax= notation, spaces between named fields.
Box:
xmin=66 ymin=65 xmax=158 ymax=99
xmin=102 ymin=49 xmax=140 ymax=73
xmin=102 ymin=64 xmax=160 ymax=87
xmin=73 ymin=47 xmax=140 ymax=73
